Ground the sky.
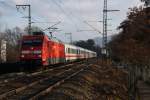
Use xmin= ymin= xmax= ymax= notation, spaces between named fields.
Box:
xmin=0 ymin=0 xmax=143 ymax=43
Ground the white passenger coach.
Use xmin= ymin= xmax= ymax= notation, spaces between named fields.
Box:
xmin=65 ymin=44 xmax=97 ymax=62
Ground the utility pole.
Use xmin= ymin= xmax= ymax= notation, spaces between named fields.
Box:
xmin=102 ymin=0 xmax=108 ymax=58
xmin=102 ymin=0 xmax=119 ymax=60
xmin=16 ymin=5 xmax=31 ymax=35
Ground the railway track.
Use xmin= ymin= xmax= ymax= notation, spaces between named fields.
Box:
xmin=0 ymin=62 xmax=78 ymax=85
xmin=137 ymin=81 xmax=150 ymax=100
xmin=0 ymin=62 xmax=86 ymax=100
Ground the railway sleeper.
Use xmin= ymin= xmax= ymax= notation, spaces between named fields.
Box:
xmin=1 ymin=64 xmax=85 ymax=99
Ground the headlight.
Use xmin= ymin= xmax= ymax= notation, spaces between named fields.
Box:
xmin=21 ymin=55 xmax=25 ymax=58
xmin=33 ymin=50 xmax=42 ymax=54
xmin=38 ymin=55 xmax=42 ymax=57
xmin=21 ymin=51 xmax=30 ymax=54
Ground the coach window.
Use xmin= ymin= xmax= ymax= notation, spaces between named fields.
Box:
xmin=71 ymin=48 xmax=72 ymax=53
xmin=69 ymin=48 xmax=71 ymax=53
xmin=70 ymin=48 xmax=71 ymax=53
xmin=68 ymin=48 xmax=70 ymax=53
xmin=72 ymin=49 xmax=74 ymax=54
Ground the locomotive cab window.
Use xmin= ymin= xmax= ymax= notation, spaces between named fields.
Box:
xmin=22 ymin=40 xmax=43 ymax=46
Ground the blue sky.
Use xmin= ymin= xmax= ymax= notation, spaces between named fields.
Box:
xmin=0 ymin=0 xmax=143 ymax=43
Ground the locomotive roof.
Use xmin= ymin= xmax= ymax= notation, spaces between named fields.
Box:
xmin=22 ymin=34 xmax=63 ymax=43
xmin=47 ymin=36 xmax=63 ymax=44
xmin=22 ymin=35 xmax=44 ymax=39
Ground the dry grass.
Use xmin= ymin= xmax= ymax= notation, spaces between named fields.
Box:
xmin=42 ymin=60 xmax=128 ymax=100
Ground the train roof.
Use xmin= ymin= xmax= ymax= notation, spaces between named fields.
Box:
xmin=22 ymin=33 xmax=96 ymax=54
xmin=22 ymin=34 xmax=63 ymax=44
xmin=47 ymin=36 xmax=63 ymax=44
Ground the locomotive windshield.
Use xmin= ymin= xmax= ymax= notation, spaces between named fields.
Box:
xmin=22 ymin=40 xmax=43 ymax=46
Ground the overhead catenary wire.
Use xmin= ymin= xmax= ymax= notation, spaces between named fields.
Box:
xmin=58 ymin=0 xmax=102 ymax=35
xmin=83 ymin=21 xmax=102 ymax=34
xmin=0 ymin=1 xmax=38 ymax=26
xmin=0 ymin=1 xmax=53 ymax=29
xmin=50 ymin=0 xmax=79 ymax=30
xmin=59 ymin=0 xmax=85 ymax=23
xmin=58 ymin=0 xmax=94 ymax=40
xmin=1 ymin=0 xmax=101 ymax=36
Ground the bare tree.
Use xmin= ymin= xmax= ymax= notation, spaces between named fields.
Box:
xmin=0 ymin=27 xmax=23 ymax=63
xmin=110 ymin=7 xmax=150 ymax=65
xmin=141 ymin=0 xmax=150 ymax=6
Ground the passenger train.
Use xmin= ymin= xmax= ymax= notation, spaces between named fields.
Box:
xmin=20 ymin=32 xmax=97 ymax=66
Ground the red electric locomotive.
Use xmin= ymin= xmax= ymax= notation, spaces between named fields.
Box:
xmin=20 ymin=32 xmax=65 ymax=66
xmin=20 ymin=32 xmax=97 ymax=68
